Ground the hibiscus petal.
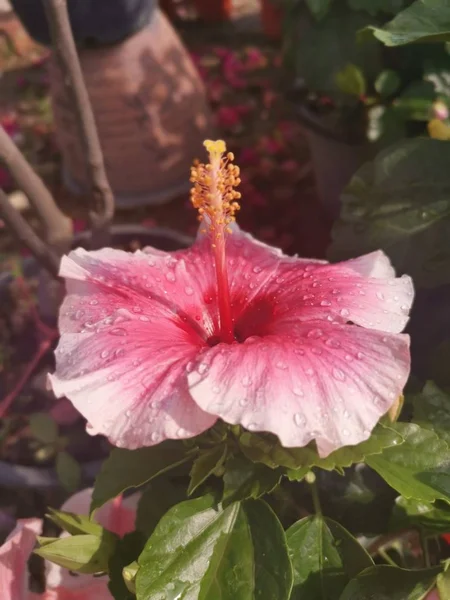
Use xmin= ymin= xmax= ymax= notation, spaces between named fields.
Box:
xmin=0 ymin=519 xmax=41 ymax=600
xmin=49 ymin=315 xmax=216 ymax=449
xmin=188 ymin=322 xmax=410 ymax=457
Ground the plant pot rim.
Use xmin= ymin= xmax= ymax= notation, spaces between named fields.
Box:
xmin=0 ymin=224 xmax=193 ymax=488
xmin=295 ymin=103 xmax=367 ymax=147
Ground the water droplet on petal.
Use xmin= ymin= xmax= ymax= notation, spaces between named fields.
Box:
xmin=344 ymin=354 xmax=352 ymax=362
xmin=89 ymin=299 xmax=98 ymax=306
xmin=320 ymin=300 xmax=331 ymax=307
xmin=242 ymin=375 xmax=252 ymax=387
xmin=357 ymin=352 xmax=364 ymax=359
xmin=239 ymin=398 xmax=249 ymax=407
xmin=151 ymin=432 xmax=161 ymax=443
xmin=198 ymin=363 xmax=208 ymax=375
xmin=100 ymin=350 xmax=110 ymax=359
xmin=343 ymin=410 xmax=350 ymax=418
xmin=212 ymin=385 xmax=221 ymax=394
xmin=110 ymin=327 xmax=127 ymax=336
xmin=293 ymin=387 xmax=304 ymax=397
xmin=185 ymin=286 xmax=194 ymax=296
xmin=340 ymin=308 xmax=350 ymax=318
xmin=139 ymin=316 xmax=150 ymax=322
xmin=332 ymin=368 xmax=346 ymax=381
xmin=294 ymin=413 xmax=305 ymax=427
xmin=165 ymin=271 xmax=176 ymax=283
xmin=276 ymin=361 xmax=288 ymax=369
xmin=74 ymin=309 xmax=85 ymax=320
xmin=343 ymin=428 xmax=350 ymax=437
xmin=252 ymin=266 xmax=262 ymax=274
xmin=305 ymin=368 xmax=314 ymax=376
xmin=176 ymin=427 xmax=187 ymax=437
xmin=247 ymin=423 xmax=259 ymax=431
xmin=125 ymin=410 xmax=131 ymax=418
xmin=307 ymin=329 xmax=323 ymax=339
xmin=132 ymin=306 xmax=142 ymax=313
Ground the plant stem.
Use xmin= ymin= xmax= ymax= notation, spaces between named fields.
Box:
xmin=43 ymin=0 xmax=114 ymax=249
xmin=420 ymin=528 xmax=431 ymax=568
xmin=0 ymin=189 xmax=60 ymax=278
xmin=306 ymin=471 xmax=322 ymax=516
xmin=0 ymin=125 xmax=72 ymax=253
xmin=378 ymin=548 xmax=398 ymax=567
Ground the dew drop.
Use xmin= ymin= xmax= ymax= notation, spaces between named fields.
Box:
xmin=340 ymin=308 xmax=350 ymax=318
xmin=115 ymin=348 xmax=126 ymax=357
xmin=198 ymin=363 xmax=208 ymax=375
xmin=312 ymin=347 xmax=322 ymax=355
xmin=125 ymin=410 xmax=131 ymax=418
xmin=344 ymin=354 xmax=352 ymax=362
xmin=343 ymin=428 xmax=350 ymax=437
xmin=100 ymin=350 xmax=110 ymax=359
xmin=276 ymin=361 xmax=288 ymax=369
xmin=165 ymin=272 xmax=176 ymax=283
xmin=326 ymin=338 xmax=340 ymax=348
xmin=176 ymin=427 xmax=186 ymax=438
xmin=151 ymin=432 xmax=161 ymax=443
xmin=376 ymin=291 xmax=384 ymax=300
xmin=332 ymin=368 xmax=346 ymax=381
xmin=307 ymin=328 xmax=323 ymax=339
xmin=184 ymin=286 xmax=194 ymax=296
xmin=212 ymin=385 xmax=221 ymax=394
xmin=247 ymin=423 xmax=259 ymax=431
xmin=294 ymin=413 xmax=305 ymax=427
xmin=74 ymin=309 xmax=85 ymax=320
xmin=293 ymin=387 xmax=304 ymax=397
xmin=139 ymin=315 xmax=150 ymax=322
xmin=239 ymin=398 xmax=249 ymax=407
xmin=305 ymin=368 xmax=314 ymax=376
xmin=343 ymin=410 xmax=350 ymax=419
xmin=89 ymin=299 xmax=98 ymax=306
xmin=252 ymin=266 xmax=262 ymax=274
xmin=242 ymin=375 xmax=252 ymax=387
xmin=110 ymin=327 xmax=127 ymax=336
xmin=132 ymin=306 xmax=142 ymax=313
xmin=320 ymin=300 xmax=331 ymax=307
xmin=357 ymin=352 xmax=364 ymax=359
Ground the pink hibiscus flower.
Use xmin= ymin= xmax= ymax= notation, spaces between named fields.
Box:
xmin=49 ymin=140 xmax=413 ymax=457
xmin=0 ymin=488 xmax=137 ymax=600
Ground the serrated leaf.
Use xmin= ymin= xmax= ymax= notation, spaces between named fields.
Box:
xmin=136 ymin=496 xmax=293 ymax=600
xmin=390 ymin=496 xmax=450 ymax=534
xmin=91 ymin=441 xmax=193 ymax=514
xmin=287 ymin=516 xmax=373 ymax=600
xmin=240 ymin=424 xmax=403 ymax=472
xmin=188 ymin=444 xmax=227 ymax=496
xmin=29 ymin=413 xmax=58 ymax=444
xmin=46 ymin=508 xmax=103 ymax=537
xmin=56 ymin=451 xmax=81 ymax=493
xmin=339 ymin=565 xmax=441 ymax=599
xmin=222 ymin=456 xmax=282 ymax=506
xmin=108 ymin=531 xmax=145 ymax=600
xmin=362 ymin=0 xmax=450 ymax=46
xmin=375 ymin=69 xmax=401 ymax=97
xmin=412 ymin=381 xmax=450 ymax=445
xmin=329 ymin=138 xmax=450 ymax=289
xmin=35 ymin=533 xmax=117 ymax=574
xmin=336 ymin=64 xmax=367 ymax=97
xmin=366 ymin=422 xmax=450 ymax=504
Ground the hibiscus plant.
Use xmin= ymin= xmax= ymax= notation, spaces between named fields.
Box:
xmin=283 ymin=0 xmax=450 ymax=145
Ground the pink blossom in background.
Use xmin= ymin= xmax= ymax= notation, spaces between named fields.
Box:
xmin=0 ymin=489 xmax=137 ymax=600
xmin=49 ymin=141 xmax=413 ymax=457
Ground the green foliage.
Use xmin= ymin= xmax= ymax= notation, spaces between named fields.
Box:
xmin=222 ymin=456 xmax=282 ymax=505
xmin=56 ymin=451 xmax=81 ymax=493
xmin=375 ymin=69 xmax=401 ymax=97
xmin=135 ymin=478 xmax=187 ymax=537
xmin=108 ymin=531 xmax=145 ymax=600
xmin=91 ymin=441 xmax=194 ymax=514
xmin=329 ymin=138 xmax=450 ymax=288
xmin=412 ymin=381 xmax=450 ymax=444
xmin=363 ymin=0 xmax=450 ymax=46
xmin=287 ymin=516 xmax=373 ymax=599
xmin=336 ymin=64 xmax=367 ymax=96
xmin=188 ymin=444 xmax=227 ymax=495
xmin=391 ymin=496 xmax=450 ymax=533
xmin=29 ymin=413 xmax=58 ymax=444
xmin=136 ymin=495 xmax=292 ymax=600
xmin=366 ymin=423 xmax=450 ymax=503
xmin=46 ymin=508 xmax=104 ymax=537
xmin=339 ymin=565 xmax=442 ymax=599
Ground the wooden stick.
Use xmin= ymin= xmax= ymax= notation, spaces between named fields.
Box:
xmin=43 ymin=0 xmax=115 ymax=248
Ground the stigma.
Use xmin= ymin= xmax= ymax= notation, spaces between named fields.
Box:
xmin=190 ymin=139 xmax=241 ymax=243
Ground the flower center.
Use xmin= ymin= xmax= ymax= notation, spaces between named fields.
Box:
xmin=190 ymin=140 xmax=241 ymax=344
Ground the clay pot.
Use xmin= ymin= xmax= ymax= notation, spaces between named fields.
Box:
xmin=10 ymin=0 xmax=156 ymax=46
xmin=49 ymin=7 xmax=213 ymax=208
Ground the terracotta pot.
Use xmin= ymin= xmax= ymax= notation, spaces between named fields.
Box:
xmin=0 ymin=225 xmax=192 ymax=488
xmin=49 ymin=7 xmax=213 ymax=208
xmin=9 ymin=0 xmax=156 ymax=46
xmin=259 ymin=0 xmax=283 ymax=40
xmin=296 ymin=105 xmax=372 ymax=219
xmin=193 ymin=0 xmax=232 ymax=22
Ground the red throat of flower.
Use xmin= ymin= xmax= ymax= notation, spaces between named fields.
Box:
xmin=190 ymin=140 xmax=241 ymax=344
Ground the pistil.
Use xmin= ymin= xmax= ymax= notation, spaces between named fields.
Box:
xmin=190 ymin=140 xmax=241 ymax=344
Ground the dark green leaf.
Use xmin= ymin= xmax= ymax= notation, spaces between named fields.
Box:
xmin=362 ymin=0 xmax=450 ymax=46
xmin=35 ymin=532 xmax=117 ymax=574
xmin=287 ymin=516 xmax=373 ymax=600
xmin=46 ymin=508 xmax=104 ymax=537
xmin=108 ymin=531 xmax=145 ymax=600
xmin=188 ymin=444 xmax=227 ymax=496
xmin=91 ymin=441 xmax=193 ymax=514
xmin=336 ymin=64 xmax=367 ymax=97
xmin=412 ymin=381 xmax=450 ymax=445
xmin=29 ymin=413 xmax=58 ymax=444
xmin=348 ymin=0 xmax=408 ymax=16
xmin=375 ymin=69 xmax=401 ymax=97
xmin=136 ymin=495 xmax=292 ymax=600
xmin=366 ymin=423 xmax=450 ymax=503
xmin=305 ymin=0 xmax=334 ymax=20
xmin=339 ymin=565 xmax=441 ymax=599
xmin=240 ymin=424 xmax=403 ymax=472
xmin=329 ymin=138 xmax=450 ymax=288
xmin=222 ymin=456 xmax=282 ymax=505
xmin=390 ymin=496 xmax=450 ymax=534
xmin=56 ymin=451 xmax=81 ymax=493
xmin=136 ymin=479 xmax=187 ymax=537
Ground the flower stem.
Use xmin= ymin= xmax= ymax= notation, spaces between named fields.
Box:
xmin=306 ymin=471 xmax=322 ymax=516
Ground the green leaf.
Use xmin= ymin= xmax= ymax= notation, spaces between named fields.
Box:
xmin=108 ymin=531 xmax=145 ymax=600
xmin=29 ymin=413 xmax=58 ymax=444
xmin=328 ymin=138 xmax=450 ymax=289
xmin=375 ymin=69 xmax=401 ymax=97
xmin=438 ymin=563 xmax=450 ymax=599
xmin=222 ymin=456 xmax=282 ymax=505
xmin=56 ymin=451 xmax=81 ymax=493
xmin=391 ymin=495 xmax=450 ymax=534
xmin=366 ymin=423 xmax=450 ymax=504
xmin=35 ymin=533 xmax=117 ymax=574
xmin=91 ymin=441 xmax=193 ymax=514
xmin=412 ymin=381 xmax=450 ymax=445
xmin=136 ymin=496 xmax=293 ymax=600
xmin=339 ymin=565 xmax=441 ymax=599
xmin=188 ymin=444 xmax=227 ymax=496
xmin=348 ymin=0 xmax=408 ymax=16
xmin=336 ymin=64 xmax=367 ymax=97
xmin=305 ymin=0 xmax=335 ymax=21
xmin=46 ymin=508 xmax=104 ymax=537
xmin=362 ymin=0 xmax=450 ymax=46
xmin=240 ymin=424 xmax=403 ymax=472
xmin=136 ymin=479 xmax=187 ymax=537
xmin=287 ymin=516 xmax=373 ymax=600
